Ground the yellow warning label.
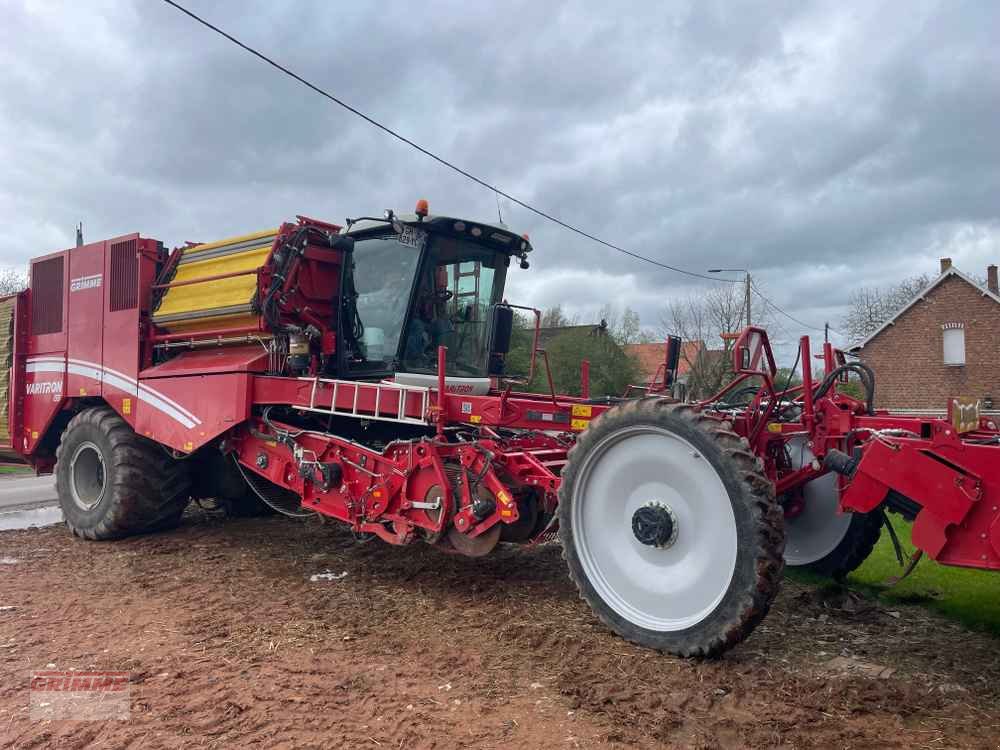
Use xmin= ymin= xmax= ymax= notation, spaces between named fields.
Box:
xmin=767 ymin=423 xmax=782 ymax=433
xmin=571 ymin=404 xmax=592 ymax=418
xmin=500 ymin=508 xmax=514 ymax=518
xmin=571 ymin=418 xmax=590 ymax=430
xmin=497 ymin=489 xmax=513 ymax=506
xmin=469 ymin=415 xmax=482 ymax=424
xmin=183 ymin=441 xmax=194 ymax=452
xmin=122 ymin=398 xmax=132 ymax=415
xmin=79 ymin=388 xmax=87 ymax=396
xmin=31 ymin=431 xmax=38 ymax=440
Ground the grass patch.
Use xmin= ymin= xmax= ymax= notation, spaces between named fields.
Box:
xmin=789 ymin=518 xmax=1000 ymax=636
xmin=0 ymin=464 xmax=32 ymax=475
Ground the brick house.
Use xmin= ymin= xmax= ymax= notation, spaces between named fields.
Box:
xmin=851 ymin=259 xmax=1000 ymax=410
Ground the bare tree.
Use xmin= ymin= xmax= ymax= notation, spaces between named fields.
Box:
xmin=842 ymin=273 xmax=931 ymax=342
xmin=659 ymin=284 xmax=762 ymax=399
xmin=0 ymin=268 xmax=26 ymax=296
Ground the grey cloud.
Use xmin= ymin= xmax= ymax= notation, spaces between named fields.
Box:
xmin=1 ymin=0 xmax=998 ymax=357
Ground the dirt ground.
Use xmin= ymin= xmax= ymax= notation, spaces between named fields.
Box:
xmin=2 ymin=510 xmax=1000 ymax=749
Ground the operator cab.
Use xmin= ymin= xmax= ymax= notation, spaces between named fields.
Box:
xmin=338 ymin=204 xmax=531 ymax=390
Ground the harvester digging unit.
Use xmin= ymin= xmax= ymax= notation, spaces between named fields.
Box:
xmin=5 ymin=202 xmax=1000 ymax=657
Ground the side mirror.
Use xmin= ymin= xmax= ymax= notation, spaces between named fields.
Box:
xmin=664 ymin=335 xmax=682 ymax=386
xmin=487 ymin=304 xmax=514 ymax=375
xmin=740 ymin=345 xmax=751 ymax=370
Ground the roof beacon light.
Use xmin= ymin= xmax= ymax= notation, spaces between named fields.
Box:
xmin=415 ymin=199 xmax=429 ymax=220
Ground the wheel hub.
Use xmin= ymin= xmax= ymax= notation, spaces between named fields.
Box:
xmin=69 ymin=441 xmax=107 ymax=511
xmin=631 ymin=502 xmax=678 ymax=549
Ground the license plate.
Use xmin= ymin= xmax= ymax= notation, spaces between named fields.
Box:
xmin=397 ymin=225 xmax=426 ymax=249
xmin=949 ymin=396 xmax=981 ymax=433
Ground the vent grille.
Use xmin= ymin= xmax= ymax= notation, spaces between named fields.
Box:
xmin=31 ymin=256 xmax=64 ymax=335
xmin=109 ymin=239 xmax=138 ymax=312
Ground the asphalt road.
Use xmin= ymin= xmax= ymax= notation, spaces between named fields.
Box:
xmin=0 ymin=474 xmax=57 ymax=512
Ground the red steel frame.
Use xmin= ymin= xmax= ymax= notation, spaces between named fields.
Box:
xmin=9 ymin=219 xmax=1000 ymax=572
xmin=700 ymin=327 xmax=1000 ymax=571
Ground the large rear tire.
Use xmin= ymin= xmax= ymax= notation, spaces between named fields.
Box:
xmin=559 ymin=399 xmax=784 ymax=657
xmin=782 ymin=438 xmax=882 ymax=580
xmin=55 ymin=406 xmax=191 ymax=540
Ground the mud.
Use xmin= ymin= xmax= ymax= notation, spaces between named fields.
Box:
xmin=2 ymin=510 xmax=999 ymax=748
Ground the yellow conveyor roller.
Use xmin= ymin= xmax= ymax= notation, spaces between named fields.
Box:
xmin=152 ymin=228 xmax=276 ymax=333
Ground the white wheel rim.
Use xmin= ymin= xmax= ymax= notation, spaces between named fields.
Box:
xmin=69 ymin=441 xmax=107 ymax=511
xmin=783 ymin=438 xmax=853 ymax=566
xmin=571 ymin=425 xmax=738 ymax=632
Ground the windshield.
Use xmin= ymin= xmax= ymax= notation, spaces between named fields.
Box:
xmin=400 ymin=235 xmax=506 ymax=377
xmin=348 ymin=233 xmax=422 ymax=370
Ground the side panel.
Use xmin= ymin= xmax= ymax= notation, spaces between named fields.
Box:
xmin=0 ymin=294 xmax=17 ymax=449
xmin=101 ymin=234 xmax=143 ymax=425
xmin=24 ymin=250 xmax=70 ymax=457
xmin=67 ymin=241 xmax=106 ymax=403
xmin=135 ymin=373 xmax=252 ymax=452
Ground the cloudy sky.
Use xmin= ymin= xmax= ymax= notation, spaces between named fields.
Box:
xmin=2 ymin=0 xmax=998 ymax=357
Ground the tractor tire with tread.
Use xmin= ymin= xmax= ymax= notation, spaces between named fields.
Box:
xmin=55 ymin=406 xmax=191 ymax=540
xmin=559 ymin=398 xmax=784 ymax=658
xmin=798 ymin=510 xmax=883 ymax=580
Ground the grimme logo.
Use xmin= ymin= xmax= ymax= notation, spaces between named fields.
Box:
xmin=70 ymin=273 xmax=102 ymax=292
xmin=26 ymin=381 xmax=62 ymax=395
xmin=29 ymin=670 xmax=131 ymax=720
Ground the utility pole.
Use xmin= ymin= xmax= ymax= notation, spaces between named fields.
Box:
xmin=744 ymin=271 xmax=751 ymax=328
xmin=707 ymin=267 xmax=752 ymax=328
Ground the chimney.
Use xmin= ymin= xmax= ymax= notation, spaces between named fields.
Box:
xmin=940 ymin=257 xmax=952 ymax=273
xmin=988 ymin=264 xmax=999 ymax=295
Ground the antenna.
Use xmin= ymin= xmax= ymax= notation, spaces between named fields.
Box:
xmin=495 ymin=192 xmax=503 ymax=224
xmin=76 ymin=222 xmax=84 ymax=247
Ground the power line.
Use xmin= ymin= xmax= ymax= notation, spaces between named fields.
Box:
xmin=750 ymin=281 xmax=838 ymax=335
xmin=159 ymin=0 xmax=736 ymax=285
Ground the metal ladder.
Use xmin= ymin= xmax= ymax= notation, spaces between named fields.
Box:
xmin=302 ymin=377 xmax=430 ymax=426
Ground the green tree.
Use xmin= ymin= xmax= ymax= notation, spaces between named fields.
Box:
xmin=504 ymin=323 xmax=640 ymax=398
xmin=541 ymin=329 xmax=640 ymax=397
xmin=504 ymin=313 xmax=536 ymax=377
xmin=773 ymin=366 xmax=802 ymax=390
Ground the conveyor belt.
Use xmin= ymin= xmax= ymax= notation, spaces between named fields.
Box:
xmin=0 ymin=295 xmax=14 ymax=446
xmin=152 ymin=229 xmax=276 ymax=332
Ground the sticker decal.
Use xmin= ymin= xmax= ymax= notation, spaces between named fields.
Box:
xmin=70 ymin=273 xmax=103 ymax=292
xmin=397 ymin=225 xmax=427 ymax=249
xmin=25 ymin=381 xmax=62 ymax=396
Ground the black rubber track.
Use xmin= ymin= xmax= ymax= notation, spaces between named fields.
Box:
xmin=558 ymin=398 xmax=785 ymax=658
xmin=796 ymin=510 xmax=883 ymax=581
xmin=55 ymin=406 xmax=191 ymax=540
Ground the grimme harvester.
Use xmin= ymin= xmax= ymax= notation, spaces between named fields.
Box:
xmin=5 ymin=201 xmax=1000 ymax=657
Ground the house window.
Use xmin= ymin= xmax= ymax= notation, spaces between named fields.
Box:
xmin=942 ymin=323 xmax=965 ymax=366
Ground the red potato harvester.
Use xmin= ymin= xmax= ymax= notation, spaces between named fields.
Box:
xmin=5 ymin=200 xmax=999 ymax=657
